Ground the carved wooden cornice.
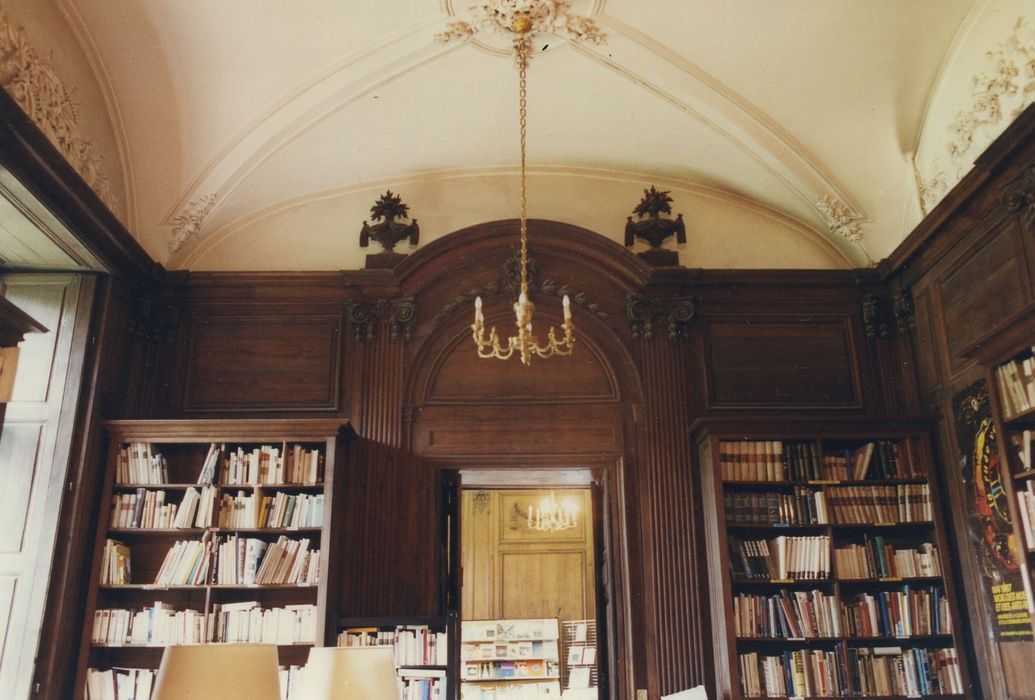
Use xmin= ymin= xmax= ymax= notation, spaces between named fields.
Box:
xmin=892 ymin=286 xmax=915 ymax=336
xmin=626 ymin=295 xmax=694 ymax=340
xmin=346 ymin=298 xmax=416 ymax=342
xmin=861 ymin=295 xmax=890 ymax=340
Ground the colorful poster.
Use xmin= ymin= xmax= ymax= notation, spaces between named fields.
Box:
xmin=953 ymin=379 xmax=1033 ymax=640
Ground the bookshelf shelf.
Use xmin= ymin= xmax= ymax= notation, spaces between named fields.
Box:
xmin=79 ymin=419 xmax=353 ymax=699
xmin=695 ymin=418 xmax=971 ymax=699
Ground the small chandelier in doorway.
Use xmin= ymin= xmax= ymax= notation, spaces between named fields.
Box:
xmin=525 ymin=491 xmax=578 ymax=533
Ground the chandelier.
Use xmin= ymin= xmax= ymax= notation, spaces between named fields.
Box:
xmin=526 ymin=492 xmax=578 ymax=533
xmin=439 ymin=2 xmax=604 ymax=365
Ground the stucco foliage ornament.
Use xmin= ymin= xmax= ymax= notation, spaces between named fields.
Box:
xmin=0 ymin=9 xmax=116 ymax=210
xmin=436 ymin=0 xmax=605 ymax=56
xmin=168 ymin=194 xmax=217 ymax=254
xmin=816 ymin=195 xmax=862 ymax=245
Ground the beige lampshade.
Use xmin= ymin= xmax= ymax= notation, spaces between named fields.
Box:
xmin=300 ymin=646 xmax=399 ymax=699
xmin=152 ymin=643 xmax=281 ymax=700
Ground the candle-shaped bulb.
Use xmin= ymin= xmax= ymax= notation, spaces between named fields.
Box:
xmin=563 ymin=294 xmax=571 ymax=321
xmin=474 ymin=296 xmax=483 ymax=324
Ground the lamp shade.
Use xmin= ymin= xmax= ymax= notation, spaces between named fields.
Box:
xmin=300 ymin=646 xmax=398 ymax=699
xmin=152 ymin=643 xmax=280 ymax=700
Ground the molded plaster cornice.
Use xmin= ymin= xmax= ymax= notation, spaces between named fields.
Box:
xmin=59 ymin=0 xmax=137 ymax=231
xmin=173 ymin=164 xmax=856 ymax=270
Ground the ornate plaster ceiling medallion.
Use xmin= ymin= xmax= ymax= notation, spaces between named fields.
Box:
xmin=437 ymin=0 xmax=604 ymax=56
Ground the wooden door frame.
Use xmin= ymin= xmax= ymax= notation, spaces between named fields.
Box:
xmin=430 ymin=455 xmax=628 ymax=700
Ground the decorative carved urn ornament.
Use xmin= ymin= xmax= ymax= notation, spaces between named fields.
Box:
xmin=624 ymin=186 xmax=686 ymax=266
xmin=438 ymin=1 xmax=605 ymax=365
xmin=359 ymin=191 xmax=420 ymax=268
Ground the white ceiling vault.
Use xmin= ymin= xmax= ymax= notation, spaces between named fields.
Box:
xmin=1 ymin=0 xmax=1032 ymax=271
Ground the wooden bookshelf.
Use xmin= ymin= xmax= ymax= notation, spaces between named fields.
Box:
xmin=693 ymin=418 xmax=972 ymax=699
xmin=337 ymin=615 xmax=456 ymax=699
xmin=77 ymin=419 xmax=354 ymax=698
xmin=964 ymin=303 xmax=1035 ymax=633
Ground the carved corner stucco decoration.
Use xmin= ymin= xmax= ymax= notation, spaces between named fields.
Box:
xmin=816 ymin=195 xmax=863 ymax=245
xmin=892 ymin=286 xmax=916 ymax=337
xmin=626 ymin=295 xmax=694 ymax=340
xmin=862 ymin=295 xmax=890 ymax=341
xmin=436 ymin=0 xmax=605 ymax=58
xmin=1001 ymin=163 xmax=1035 ymax=231
xmin=129 ymin=296 xmax=180 ymax=343
xmin=473 ymin=490 xmax=491 ymax=515
xmin=920 ymin=17 xmax=1035 ymax=213
xmin=168 ymin=194 xmax=217 ymax=254
xmin=0 ymin=9 xmax=116 ymax=210
xmin=432 ymin=250 xmax=608 ymax=328
xmin=346 ymin=298 xmax=417 ymax=342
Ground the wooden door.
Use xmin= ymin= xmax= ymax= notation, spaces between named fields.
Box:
xmin=461 ymin=489 xmax=596 ymax=622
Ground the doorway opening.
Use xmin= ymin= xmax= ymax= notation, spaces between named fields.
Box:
xmin=455 ymin=469 xmax=607 ymax=700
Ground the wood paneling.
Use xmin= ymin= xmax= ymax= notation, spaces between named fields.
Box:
xmin=704 ymin=318 xmax=861 ymax=409
xmin=938 ymin=220 xmax=1030 ymax=371
xmin=182 ymin=314 xmax=342 ymax=413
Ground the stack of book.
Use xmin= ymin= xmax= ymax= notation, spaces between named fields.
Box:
xmin=733 ymin=590 xmax=841 ymax=638
xmin=92 ymin=603 xmax=206 ymax=646
xmin=728 ymin=535 xmax=832 ymax=580
xmin=825 ymin=484 xmax=931 ymax=523
xmin=841 ymin=587 xmax=952 ymax=637
xmin=213 ymin=535 xmax=319 ymax=585
xmin=115 ymin=443 xmax=168 ymax=485
xmin=258 ymin=492 xmax=324 ymax=529
xmin=99 ymin=540 xmax=131 ymax=585
xmin=85 ymin=668 xmax=155 ymax=700
xmin=725 ymin=488 xmax=827 ymax=525
xmin=1015 ymin=479 xmax=1035 ymax=549
xmin=207 ymin=602 xmax=316 ymax=644
xmin=154 ymin=536 xmax=212 ymax=586
xmin=835 ymin=540 xmax=942 ymax=579
xmin=997 ymin=352 xmax=1035 ymax=418
xmin=398 ymin=669 xmax=447 ymax=700
xmin=738 ymin=649 xmax=844 ymax=698
xmin=843 ymin=646 xmax=964 ymax=696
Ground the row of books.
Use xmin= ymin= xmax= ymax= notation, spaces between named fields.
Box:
xmin=86 ymin=665 xmax=310 ymax=700
xmin=459 ymin=681 xmax=560 ymax=699
xmin=719 ymin=440 xmax=920 ymax=483
xmin=216 ymin=444 xmax=324 ymax=486
xmin=100 ymin=539 xmax=131 ymax=585
xmin=729 ymin=535 xmax=832 ymax=581
xmin=834 ymin=540 xmax=942 ymax=580
xmin=1014 ymin=479 xmax=1035 ymax=550
xmin=725 ymin=489 xmax=828 ymax=526
xmin=92 ymin=604 xmax=204 ymax=646
xmin=824 ymin=484 xmax=932 ymax=524
xmin=208 ymin=602 xmax=316 ymax=644
xmin=734 ymin=590 xmax=841 ymax=639
xmin=996 ymin=353 xmax=1035 ymax=419
xmin=337 ymin=625 xmax=449 ymax=666
xmin=110 ymin=486 xmax=216 ymax=530
xmin=116 ymin=443 xmax=169 ymax=486
xmin=398 ymin=670 xmax=447 ymax=700
xmin=841 ymin=588 xmax=952 ymax=638
xmin=460 ymin=640 xmax=560 ymax=661
xmin=219 ymin=491 xmax=324 ymax=529
xmin=739 ymin=645 xmax=964 ymax=697
xmin=462 ymin=660 xmax=559 ymax=680
xmin=212 ymin=535 xmax=319 ymax=586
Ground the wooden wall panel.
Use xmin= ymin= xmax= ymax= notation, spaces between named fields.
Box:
xmin=182 ymin=314 xmax=342 ymax=413
xmin=704 ymin=319 xmax=861 ymax=409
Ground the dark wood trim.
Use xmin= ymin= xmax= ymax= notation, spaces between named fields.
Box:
xmin=0 ymin=89 xmax=159 ymax=285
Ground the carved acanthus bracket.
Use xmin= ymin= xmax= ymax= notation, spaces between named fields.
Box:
xmin=861 ymin=295 xmax=890 ymax=340
xmin=346 ymin=297 xmax=416 ymax=342
xmin=1001 ymin=163 xmax=1035 ymax=232
xmin=626 ymin=295 xmax=695 ymax=340
xmin=129 ymin=297 xmax=179 ymax=343
xmin=432 ymin=249 xmax=608 ymax=328
xmin=892 ymin=286 xmax=916 ymax=336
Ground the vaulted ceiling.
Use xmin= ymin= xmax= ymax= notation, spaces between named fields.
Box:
xmin=2 ymin=1 xmax=1032 ymax=271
